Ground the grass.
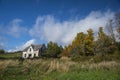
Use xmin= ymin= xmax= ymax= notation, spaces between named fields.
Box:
xmin=0 ymin=58 xmax=119 ymax=80
xmin=0 ymin=53 xmax=21 ymax=60
xmin=42 ymin=70 xmax=120 ymax=80
xmin=0 ymin=53 xmax=120 ymax=80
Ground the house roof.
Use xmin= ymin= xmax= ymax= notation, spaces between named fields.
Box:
xmin=23 ymin=44 xmax=44 ymax=52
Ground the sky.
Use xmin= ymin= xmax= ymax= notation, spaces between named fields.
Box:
xmin=0 ymin=0 xmax=120 ymax=52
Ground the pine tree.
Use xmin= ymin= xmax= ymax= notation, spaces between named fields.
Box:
xmin=45 ymin=41 xmax=63 ymax=58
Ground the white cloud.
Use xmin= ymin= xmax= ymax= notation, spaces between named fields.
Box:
xmin=8 ymin=39 xmax=36 ymax=52
xmin=7 ymin=19 xmax=27 ymax=37
xmin=29 ymin=10 xmax=115 ymax=45
xmin=0 ymin=19 xmax=27 ymax=38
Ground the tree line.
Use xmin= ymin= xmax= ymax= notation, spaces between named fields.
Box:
xmin=44 ymin=12 xmax=120 ymax=58
xmin=43 ymin=27 xmax=120 ymax=58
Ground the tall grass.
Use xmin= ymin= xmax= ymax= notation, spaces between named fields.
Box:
xmin=0 ymin=59 xmax=119 ymax=72
xmin=0 ymin=60 xmax=19 ymax=70
xmin=0 ymin=58 xmax=120 ymax=80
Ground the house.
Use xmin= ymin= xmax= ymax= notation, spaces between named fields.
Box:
xmin=22 ymin=44 xmax=46 ymax=58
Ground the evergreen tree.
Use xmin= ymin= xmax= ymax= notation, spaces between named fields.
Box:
xmin=45 ymin=41 xmax=63 ymax=58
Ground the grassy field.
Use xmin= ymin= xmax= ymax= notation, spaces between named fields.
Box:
xmin=0 ymin=53 xmax=120 ymax=80
xmin=0 ymin=53 xmax=21 ymax=60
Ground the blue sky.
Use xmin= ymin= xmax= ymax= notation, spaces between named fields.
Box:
xmin=0 ymin=0 xmax=120 ymax=52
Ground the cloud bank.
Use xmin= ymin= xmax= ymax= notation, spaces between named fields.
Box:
xmin=29 ymin=10 xmax=115 ymax=45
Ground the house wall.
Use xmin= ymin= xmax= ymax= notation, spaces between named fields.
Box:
xmin=27 ymin=46 xmax=34 ymax=53
xmin=22 ymin=52 xmax=28 ymax=58
xmin=34 ymin=51 xmax=39 ymax=57
xmin=22 ymin=46 xmax=39 ymax=58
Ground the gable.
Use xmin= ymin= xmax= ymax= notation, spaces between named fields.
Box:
xmin=27 ymin=46 xmax=34 ymax=52
xmin=23 ymin=44 xmax=44 ymax=52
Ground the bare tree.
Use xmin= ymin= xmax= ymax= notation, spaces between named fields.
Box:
xmin=105 ymin=20 xmax=115 ymax=44
xmin=115 ymin=12 xmax=120 ymax=39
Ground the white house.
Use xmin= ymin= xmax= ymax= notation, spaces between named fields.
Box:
xmin=22 ymin=44 xmax=46 ymax=58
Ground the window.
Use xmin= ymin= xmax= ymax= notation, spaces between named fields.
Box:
xmin=24 ymin=54 xmax=26 ymax=58
xmin=29 ymin=48 xmax=31 ymax=52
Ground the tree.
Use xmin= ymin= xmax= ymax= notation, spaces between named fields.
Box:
xmin=115 ymin=12 xmax=120 ymax=27
xmin=117 ymin=27 xmax=120 ymax=40
xmin=62 ymin=45 xmax=72 ymax=57
xmin=71 ymin=29 xmax=95 ymax=56
xmin=95 ymin=27 xmax=114 ymax=56
xmin=62 ymin=29 xmax=95 ymax=57
xmin=72 ymin=32 xmax=86 ymax=56
xmin=85 ymin=29 xmax=95 ymax=55
xmin=45 ymin=41 xmax=63 ymax=58
xmin=115 ymin=12 xmax=120 ymax=39
xmin=105 ymin=20 xmax=116 ymax=44
xmin=114 ymin=12 xmax=120 ymax=53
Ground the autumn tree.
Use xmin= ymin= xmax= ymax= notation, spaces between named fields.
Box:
xmin=72 ymin=32 xmax=86 ymax=56
xmin=62 ymin=45 xmax=72 ymax=57
xmin=45 ymin=41 xmax=63 ymax=58
xmin=62 ymin=29 xmax=95 ymax=57
xmin=85 ymin=29 xmax=95 ymax=56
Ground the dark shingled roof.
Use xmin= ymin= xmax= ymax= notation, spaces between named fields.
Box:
xmin=23 ymin=44 xmax=43 ymax=52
